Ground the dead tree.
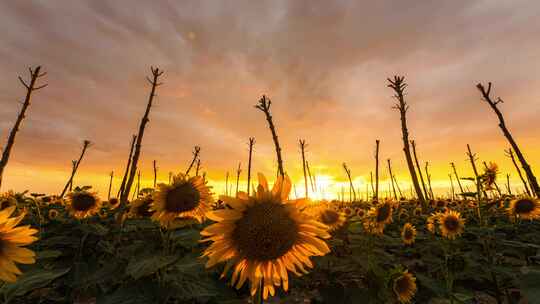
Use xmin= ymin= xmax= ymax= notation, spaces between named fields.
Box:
xmin=185 ymin=146 xmax=201 ymax=176
xmin=153 ymin=160 xmax=158 ymax=188
xmin=120 ymin=67 xmax=163 ymax=204
xmin=235 ymin=162 xmax=241 ymax=198
xmin=506 ymin=174 xmax=512 ymax=196
xmin=108 ymin=171 xmax=114 ymax=200
xmin=466 ymin=144 xmax=487 ymax=200
xmin=0 ymin=66 xmax=47 ymax=188
xmin=225 ymin=171 xmax=229 ymax=196
xmin=118 ymin=135 xmax=137 ymax=198
xmin=195 ymin=159 xmax=201 ymax=176
xmin=411 ymin=140 xmax=429 ymax=199
xmin=299 ymin=140 xmax=309 ymax=199
xmin=477 ymin=82 xmax=540 ymax=197
xmin=306 ymin=161 xmax=316 ymax=192
xmin=247 ymin=137 xmax=255 ymax=195
xmin=68 ymin=160 xmax=77 ymax=192
xmin=60 ymin=140 xmax=91 ymax=197
xmin=451 ymin=162 xmax=465 ymax=194
xmin=505 ymin=148 xmax=531 ymax=196
xmin=387 ymin=159 xmax=398 ymax=200
xmin=424 ymin=162 xmax=434 ymax=199
xmin=387 ymin=76 xmax=425 ymax=203
xmin=343 ymin=163 xmax=356 ymax=202
xmin=449 ymin=174 xmax=455 ymax=200
xmin=255 ymin=95 xmax=285 ymax=176
xmin=374 ymin=140 xmax=380 ymax=200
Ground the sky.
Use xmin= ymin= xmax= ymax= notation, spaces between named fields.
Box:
xmin=1 ymin=0 xmax=540 ymax=200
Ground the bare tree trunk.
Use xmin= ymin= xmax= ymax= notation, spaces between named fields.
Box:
xmin=306 ymin=161 xmax=316 ymax=192
xmin=387 ymin=159 xmax=398 ymax=200
xmin=60 ymin=140 xmax=91 ymax=197
xmin=299 ymin=140 xmax=308 ymax=199
xmin=121 ymin=67 xmax=163 ymax=204
xmin=225 ymin=171 xmax=229 ymax=196
xmin=506 ymin=174 xmax=512 ymax=196
xmin=185 ymin=146 xmax=201 ymax=176
xmin=449 ymin=174 xmax=455 ymax=200
xmin=424 ymin=162 xmax=434 ymax=199
xmin=466 ymin=144 xmax=486 ymax=200
xmin=451 ymin=162 xmax=464 ymax=194
xmin=0 ymin=66 xmax=47 ymax=188
xmin=387 ymin=76 xmax=425 ymax=204
xmin=411 ymin=140 xmax=429 ymax=200
xmin=477 ymin=83 xmax=540 ymax=197
xmin=195 ymin=159 xmax=201 ymax=176
xmin=247 ymin=137 xmax=255 ymax=195
xmin=375 ymin=140 xmax=380 ymax=200
xmin=235 ymin=162 xmax=241 ymax=198
xmin=505 ymin=148 xmax=531 ymax=196
xmin=153 ymin=160 xmax=157 ymax=188
xmin=343 ymin=163 xmax=356 ymax=202
xmin=68 ymin=160 xmax=77 ymax=192
xmin=108 ymin=171 xmax=114 ymax=200
xmin=255 ymin=95 xmax=285 ymax=176
xmin=132 ymin=170 xmax=141 ymax=200
xmin=118 ymin=135 xmax=137 ymax=198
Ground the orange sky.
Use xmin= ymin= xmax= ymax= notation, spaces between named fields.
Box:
xmin=1 ymin=1 xmax=540 ymax=199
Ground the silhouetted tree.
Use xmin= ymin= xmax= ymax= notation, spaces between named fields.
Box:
xmin=255 ymin=95 xmax=285 ymax=176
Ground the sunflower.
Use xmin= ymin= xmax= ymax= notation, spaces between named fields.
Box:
xmin=98 ymin=208 xmax=108 ymax=219
xmin=439 ymin=210 xmax=465 ymax=240
xmin=66 ymin=191 xmax=101 ymax=219
xmin=48 ymin=209 xmax=59 ymax=220
xmin=107 ymin=197 xmax=120 ymax=210
xmin=401 ymin=223 xmax=416 ymax=245
xmin=0 ymin=206 xmax=38 ymax=282
xmin=356 ymin=208 xmax=365 ymax=218
xmin=317 ymin=208 xmax=346 ymax=232
xmin=507 ymin=197 xmax=540 ymax=220
xmin=482 ymin=162 xmax=498 ymax=190
xmin=426 ymin=212 xmax=442 ymax=234
xmin=393 ymin=270 xmax=417 ymax=303
xmin=365 ymin=201 xmax=393 ymax=234
xmin=151 ymin=174 xmax=212 ymax=227
xmin=343 ymin=207 xmax=353 ymax=218
xmin=201 ymin=173 xmax=330 ymax=300
xmin=0 ymin=194 xmax=17 ymax=210
xmin=128 ymin=195 xmax=155 ymax=218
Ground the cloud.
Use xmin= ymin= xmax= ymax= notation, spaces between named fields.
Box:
xmin=0 ymin=0 xmax=540 ymax=195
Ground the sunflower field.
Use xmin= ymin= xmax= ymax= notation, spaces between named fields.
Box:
xmin=0 ymin=176 xmax=539 ymax=304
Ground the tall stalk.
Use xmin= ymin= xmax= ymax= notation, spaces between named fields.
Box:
xmin=121 ymin=67 xmax=163 ymax=204
xmin=118 ymin=135 xmax=137 ymax=198
xmin=60 ymin=140 xmax=91 ymax=197
xmin=0 ymin=66 xmax=47 ymax=188
xmin=411 ymin=140 xmax=429 ymax=200
xmin=108 ymin=171 xmax=114 ymax=200
xmin=387 ymin=76 xmax=425 ymax=203
xmin=235 ymin=162 xmax=241 ymax=198
xmin=451 ymin=162 xmax=464 ymax=194
xmin=477 ymin=82 xmax=540 ymax=197
xmin=185 ymin=146 xmax=201 ymax=176
xmin=387 ymin=159 xmax=398 ymax=200
xmin=505 ymin=148 xmax=531 ymax=196
xmin=255 ymin=95 xmax=285 ymax=176
xmin=247 ymin=137 xmax=255 ymax=195
xmin=343 ymin=163 xmax=356 ymax=202
xmin=299 ymin=140 xmax=308 ymax=199
xmin=375 ymin=140 xmax=380 ymax=200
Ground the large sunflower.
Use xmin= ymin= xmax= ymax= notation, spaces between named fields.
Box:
xmin=151 ymin=174 xmax=212 ymax=226
xmin=401 ymin=223 xmax=416 ymax=245
xmin=393 ymin=270 xmax=417 ymax=303
xmin=317 ymin=208 xmax=346 ymax=232
xmin=439 ymin=210 xmax=465 ymax=240
xmin=66 ymin=191 xmax=101 ymax=219
xmin=507 ymin=197 xmax=540 ymax=220
xmin=128 ymin=195 xmax=155 ymax=218
xmin=201 ymin=173 xmax=330 ymax=300
xmin=0 ymin=206 xmax=38 ymax=282
xmin=365 ymin=201 xmax=393 ymax=234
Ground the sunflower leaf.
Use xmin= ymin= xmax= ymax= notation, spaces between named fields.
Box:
xmin=126 ymin=254 xmax=178 ymax=280
xmin=0 ymin=267 xmax=71 ymax=301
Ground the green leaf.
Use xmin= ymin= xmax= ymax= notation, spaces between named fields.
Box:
xmin=520 ymin=266 xmax=540 ymax=303
xmin=126 ymin=254 xmax=178 ymax=280
xmin=36 ymin=250 xmax=63 ymax=260
xmin=171 ymin=228 xmax=201 ymax=248
xmin=0 ymin=267 xmax=70 ymax=301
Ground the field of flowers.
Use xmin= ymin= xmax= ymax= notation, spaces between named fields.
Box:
xmin=0 ymin=177 xmax=539 ymax=303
